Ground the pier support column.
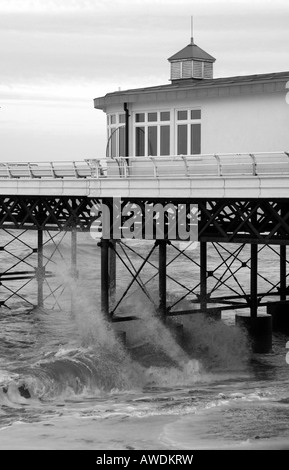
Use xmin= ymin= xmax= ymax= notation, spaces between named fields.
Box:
xmin=158 ymin=240 xmax=167 ymax=321
xmin=37 ymin=230 xmax=44 ymax=308
xmin=250 ymin=243 xmax=258 ymax=318
xmin=101 ymin=238 xmax=110 ymax=318
xmin=71 ymin=228 xmax=78 ymax=280
xmin=200 ymin=242 xmax=221 ymax=319
xmin=200 ymin=241 xmax=207 ymax=311
xmin=70 ymin=228 xmax=78 ymax=315
xmin=235 ymin=312 xmax=272 ymax=353
xmin=267 ymin=245 xmax=289 ymax=332
xmin=108 ymin=240 xmax=116 ymax=301
xmin=236 ymin=243 xmax=272 ymax=353
xmin=280 ymin=245 xmax=286 ymax=301
xmin=267 ymin=302 xmax=289 ymax=333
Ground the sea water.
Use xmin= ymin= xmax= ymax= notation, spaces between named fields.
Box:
xmin=0 ymin=233 xmax=288 ymax=450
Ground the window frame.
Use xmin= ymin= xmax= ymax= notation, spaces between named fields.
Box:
xmin=175 ymin=108 xmax=202 ymax=155
xmin=107 ymin=113 xmax=126 ymax=158
xmin=133 ymin=110 xmax=171 ymax=157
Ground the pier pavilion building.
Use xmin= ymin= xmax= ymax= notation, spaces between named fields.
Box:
xmin=94 ymin=35 xmax=289 ymax=159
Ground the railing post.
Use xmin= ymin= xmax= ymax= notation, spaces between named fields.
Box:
xmin=85 ymin=159 xmax=101 ymax=178
xmin=27 ymin=163 xmax=34 ymax=178
xmin=181 ymin=156 xmax=189 ymax=176
xmin=214 ymin=154 xmax=222 ymax=176
xmin=5 ymin=163 xmax=12 ymax=178
xmin=249 ymin=153 xmax=257 ymax=176
xmin=123 ymin=158 xmax=128 ymax=178
xmin=150 ymin=157 xmax=158 ymax=178
xmin=72 ymin=161 xmax=79 ymax=178
xmin=50 ymin=162 xmax=56 ymax=178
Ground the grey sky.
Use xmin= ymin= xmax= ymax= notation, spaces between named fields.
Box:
xmin=1 ymin=0 xmax=289 ymax=161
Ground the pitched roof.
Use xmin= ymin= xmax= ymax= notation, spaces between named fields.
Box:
xmin=168 ymin=42 xmax=216 ymax=62
xmin=94 ymin=71 xmax=289 ymax=110
xmin=106 ymin=71 xmax=289 ymax=95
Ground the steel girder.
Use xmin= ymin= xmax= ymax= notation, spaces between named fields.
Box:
xmin=0 ymin=197 xmax=289 ymax=244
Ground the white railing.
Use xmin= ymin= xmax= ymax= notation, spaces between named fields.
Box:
xmin=0 ymin=152 xmax=288 ymax=179
xmin=0 ymin=160 xmax=105 ymax=179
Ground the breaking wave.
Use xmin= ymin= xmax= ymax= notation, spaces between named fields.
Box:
xmin=0 ymin=287 xmax=250 ymax=405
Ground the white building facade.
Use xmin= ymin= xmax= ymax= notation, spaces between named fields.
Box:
xmin=94 ymin=38 xmax=289 ymax=158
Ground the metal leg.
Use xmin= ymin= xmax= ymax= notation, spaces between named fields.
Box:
xmin=200 ymin=241 xmax=207 ymax=311
xmin=250 ymin=243 xmax=258 ymax=318
xmin=280 ymin=244 xmax=286 ymax=301
xmin=70 ymin=228 xmax=78 ymax=315
xmin=159 ymin=240 xmax=167 ymax=321
xmin=101 ymin=238 xmax=110 ymax=317
xmin=108 ymin=240 xmax=116 ymax=300
xmin=71 ymin=228 xmax=77 ymax=280
xmin=37 ymin=230 xmax=44 ymax=308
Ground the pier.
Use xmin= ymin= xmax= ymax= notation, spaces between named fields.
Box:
xmin=1 ymin=152 xmax=289 ymax=352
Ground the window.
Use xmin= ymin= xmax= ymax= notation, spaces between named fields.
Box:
xmin=135 ymin=113 xmax=145 ymax=123
xmin=136 ymin=127 xmax=145 ymax=156
xmin=148 ymin=112 xmax=157 ymax=122
xmin=119 ymin=126 xmax=126 ymax=157
xmin=191 ymin=124 xmax=201 ymax=155
xmin=161 ymin=112 xmax=170 ymax=121
xmin=111 ymin=129 xmax=117 ymax=158
xmin=177 ymin=125 xmax=187 ymax=155
xmin=177 ymin=110 xmax=187 ymax=120
xmin=134 ymin=111 xmax=171 ymax=157
xmin=176 ymin=109 xmax=201 ymax=155
xmin=191 ymin=110 xmax=201 ymax=120
xmin=148 ymin=126 xmax=157 ymax=156
xmin=107 ymin=113 xmax=126 ymax=158
xmin=160 ymin=126 xmax=170 ymax=156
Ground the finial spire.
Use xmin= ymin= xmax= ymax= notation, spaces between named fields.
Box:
xmin=168 ymin=18 xmax=215 ymax=81
xmin=190 ymin=16 xmax=194 ymax=44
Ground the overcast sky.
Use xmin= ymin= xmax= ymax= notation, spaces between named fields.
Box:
xmin=1 ymin=0 xmax=289 ymax=161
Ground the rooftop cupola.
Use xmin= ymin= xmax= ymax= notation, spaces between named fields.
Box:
xmin=168 ymin=34 xmax=216 ymax=81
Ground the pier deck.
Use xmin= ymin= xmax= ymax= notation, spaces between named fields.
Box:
xmin=0 ymin=152 xmax=289 ymax=352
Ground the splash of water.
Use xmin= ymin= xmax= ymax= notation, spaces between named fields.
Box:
xmin=0 ymin=251 xmax=251 ymax=404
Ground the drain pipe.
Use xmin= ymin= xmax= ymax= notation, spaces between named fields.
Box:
xmin=124 ymin=102 xmax=129 ymax=159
